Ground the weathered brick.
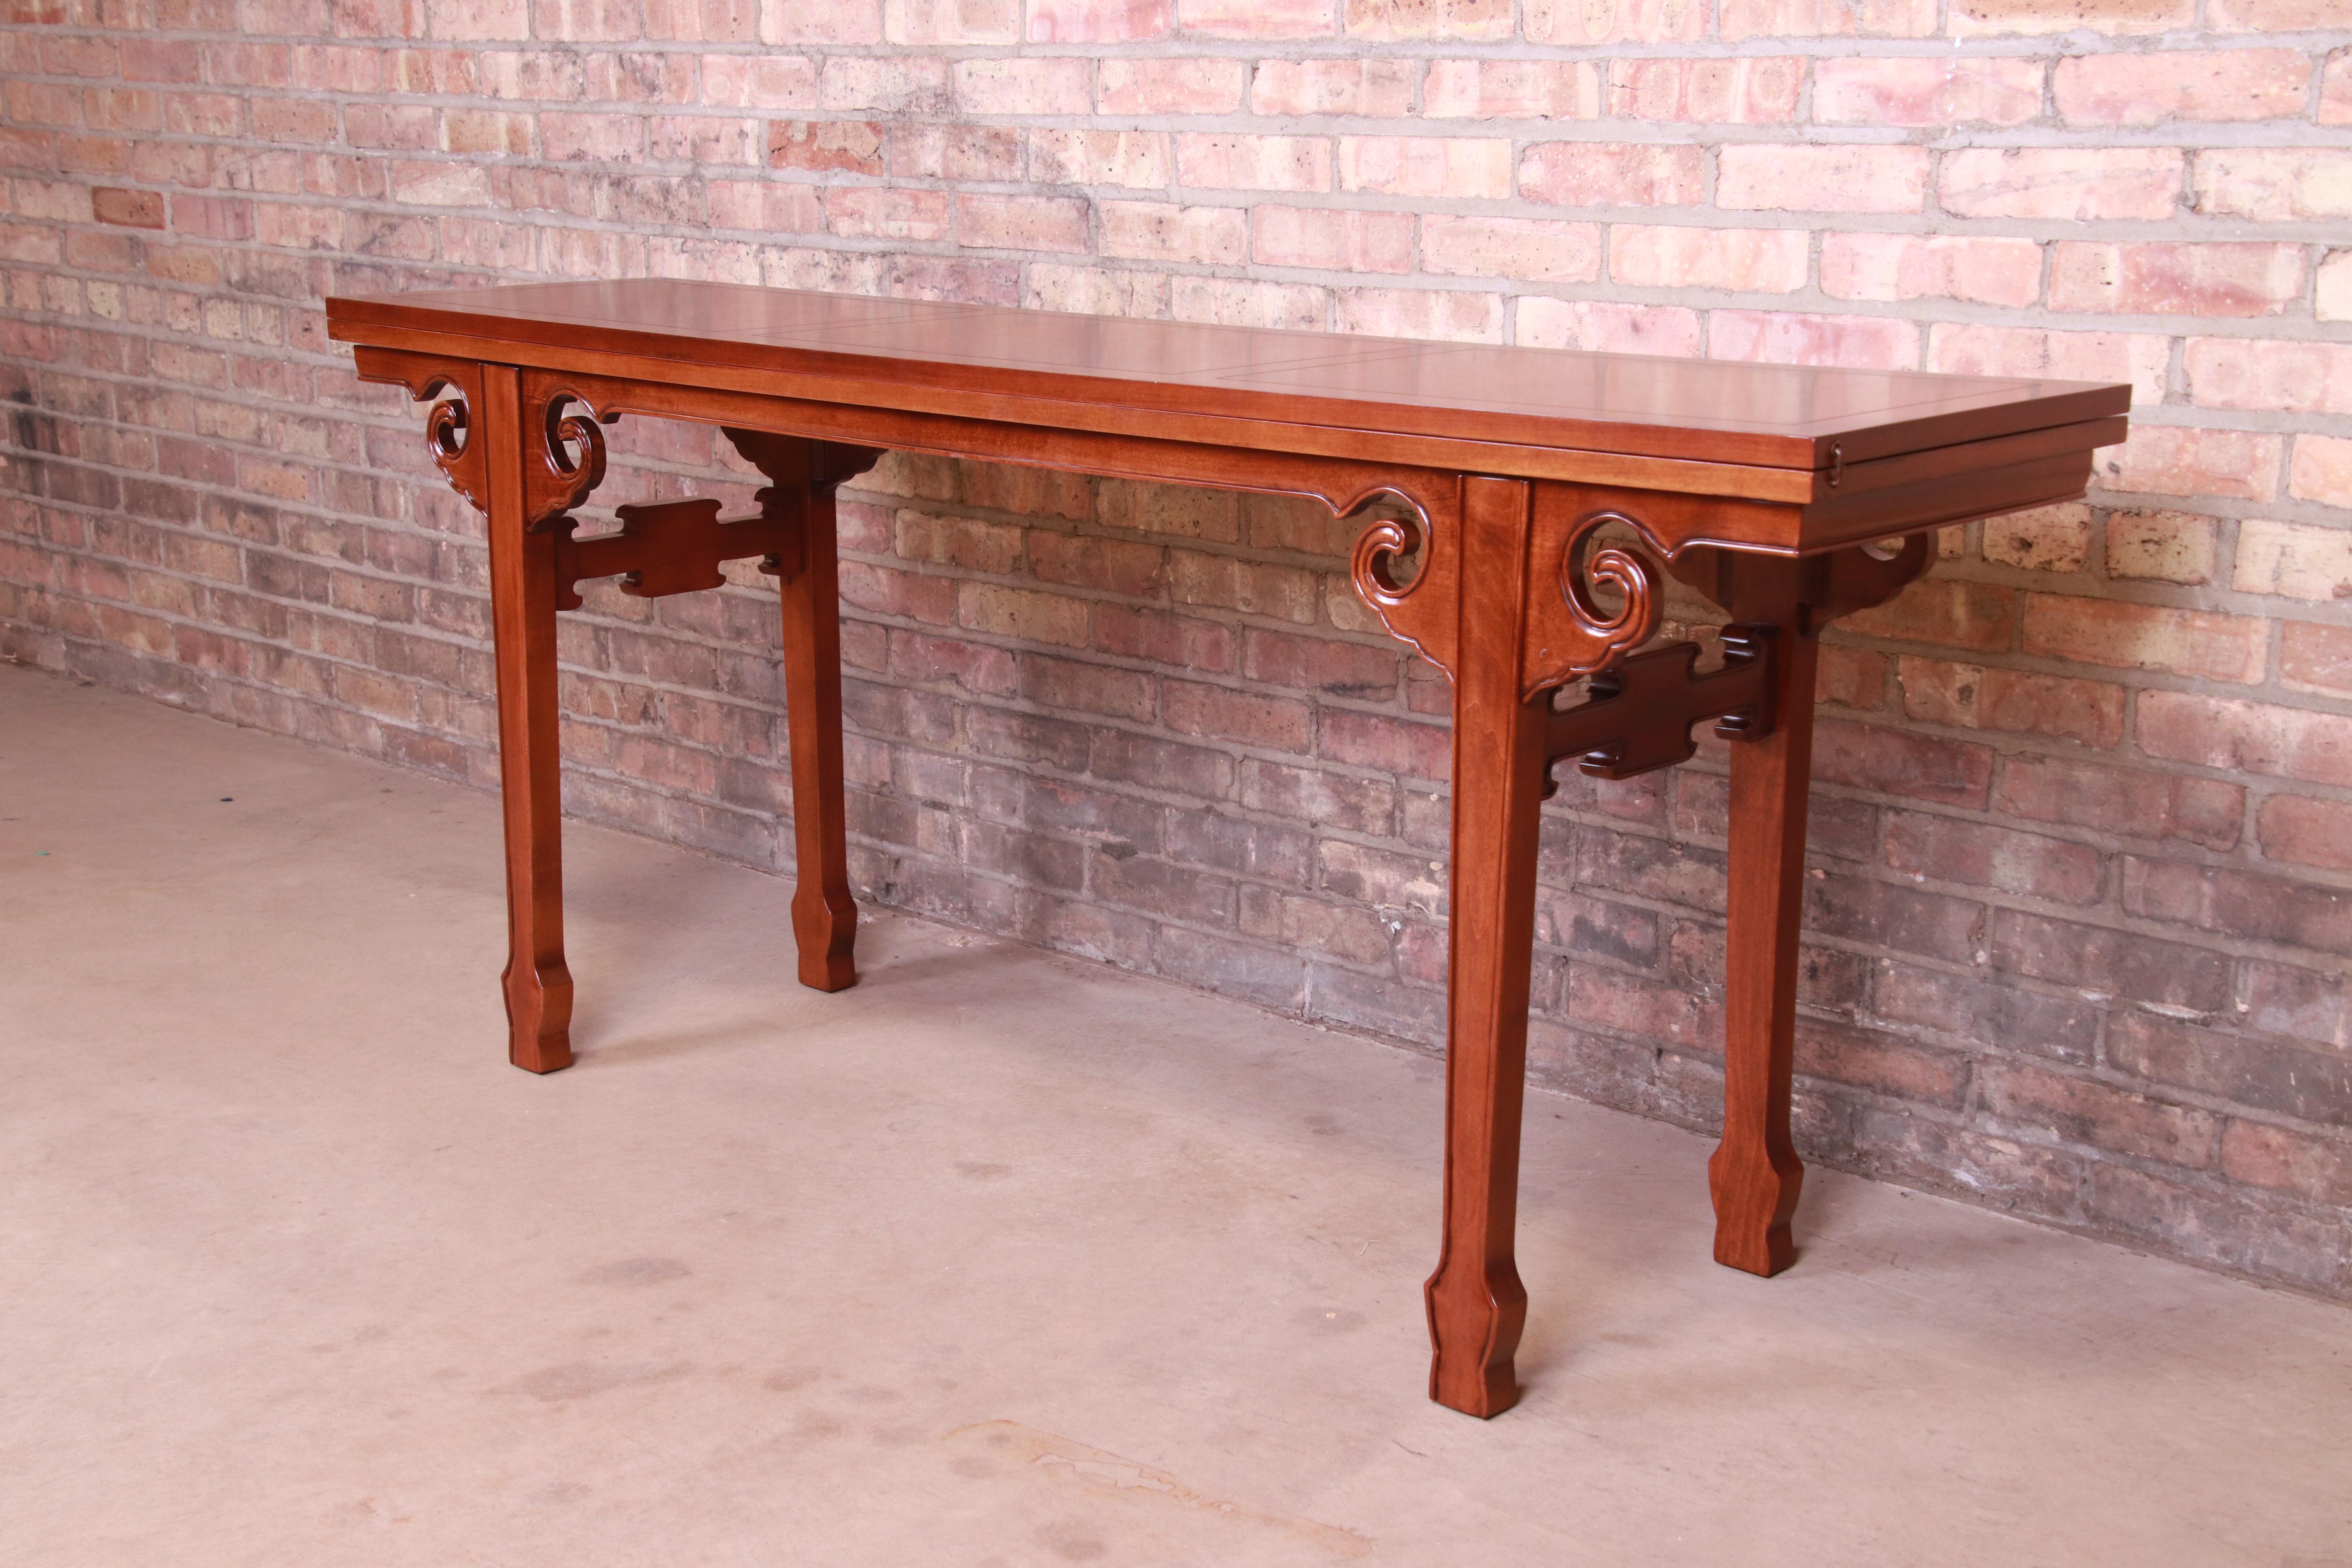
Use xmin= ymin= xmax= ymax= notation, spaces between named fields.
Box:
xmin=1517 ymin=142 xmax=1704 ymax=207
xmin=2107 ymin=510 xmax=2218 ymax=585
xmin=2056 ymin=49 xmax=2310 ymax=124
xmin=1982 ymin=1062 xmax=2216 ymax=1167
xmin=1613 ymin=225 xmax=1806 ymax=293
xmin=2193 ymin=148 xmax=2352 ymax=221
xmin=2281 ymin=620 xmax=2352 ymax=698
xmin=2101 ymin=426 xmax=2283 ymax=503
xmin=2138 ymin=690 xmax=2352 ymax=789
xmin=1941 ymin=147 xmax=2183 ymax=220
xmin=2288 ymin=436 xmax=2352 ymax=507
xmin=1708 ymin=143 xmax=1914 ymax=214
xmin=2020 ymin=595 xmax=2267 ymax=684
xmin=1885 ymin=811 xmax=2104 ymax=904
xmin=1989 ymin=909 xmax=2233 ymax=1013
xmin=1820 ymin=232 xmax=2042 ymax=308
xmin=1898 ymin=657 xmax=2123 ymax=748
xmin=2111 ymin=1012 xmax=2352 ymax=1124
xmin=2053 ymin=243 xmax=2305 ymax=319
xmin=1423 ymin=216 xmax=1601 ymax=283
xmin=1814 ymin=56 xmax=2039 ymax=126
xmin=1994 ymin=754 xmax=2243 ymax=849
xmin=1250 ymin=205 xmax=1412 ymax=273
xmin=1421 ymin=59 xmax=1599 ymax=119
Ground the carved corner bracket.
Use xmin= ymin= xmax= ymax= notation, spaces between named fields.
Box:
xmin=1671 ymin=530 xmax=1935 ymax=630
xmin=1543 ymin=625 xmax=1777 ymax=796
xmin=524 ymin=386 xmax=618 ymax=532
xmin=1348 ymin=479 xmax=1464 ymax=677
xmin=1524 ymin=507 xmax=1666 ymax=697
xmin=351 ymin=346 xmax=489 ymax=515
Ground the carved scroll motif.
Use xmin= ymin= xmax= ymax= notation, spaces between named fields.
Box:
xmin=524 ymin=387 xmax=617 ymax=530
xmin=1347 ymin=478 xmax=1463 ymax=678
xmin=350 ymin=349 xmax=489 ymax=514
xmin=1523 ymin=505 xmax=1667 ymax=697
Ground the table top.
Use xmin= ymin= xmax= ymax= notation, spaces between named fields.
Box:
xmin=327 ymin=280 xmax=2129 ymax=484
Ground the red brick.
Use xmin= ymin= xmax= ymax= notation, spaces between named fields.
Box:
xmin=1898 ymin=657 xmax=2124 ymax=749
xmin=1338 ymin=136 xmax=1512 ymax=199
xmin=1953 ymin=0 xmax=2190 ymax=33
xmin=1343 ymin=0 xmax=1511 ymax=37
xmin=1840 ymin=577 xmax=2017 ymax=652
xmin=2233 ymin=519 xmax=2352 ymax=601
xmin=1421 ymin=59 xmax=1599 ymax=119
xmin=1517 ymin=142 xmax=1704 ymax=207
xmin=2055 ymin=49 xmax=2310 ymax=124
xmin=2281 ymin=621 xmax=2352 ymax=698
xmin=2137 ymin=690 xmax=2352 ymax=790
xmin=1422 ymin=215 xmax=1601 ymax=283
xmin=1929 ymin=324 xmax=2170 ymax=403
xmin=91 ymin=187 xmax=164 ymax=229
xmin=1717 ymin=145 xmax=1927 ymax=213
xmin=2220 ymin=1122 xmax=2352 ymax=1208
xmin=2107 ymin=510 xmax=2218 ymax=585
xmin=2100 ymin=426 xmax=2283 ymax=502
xmin=1096 ymin=58 xmax=1244 ymax=114
xmin=2257 ymin=793 xmax=2352 ymax=872
xmin=1813 ymin=56 xmax=2039 ymax=125
xmin=1174 ymin=0 xmax=1332 ymax=34
xmin=1025 ymin=0 xmax=1169 ymax=37
xmin=1995 ymin=754 xmax=2243 ymax=849
xmin=1811 ymin=718 xmax=1995 ymax=808
xmin=1820 ymin=233 xmax=2042 ymax=308
xmin=2053 ymin=243 xmax=2305 ymax=318
xmin=2020 ymin=595 xmax=2267 ymax=684
xmin=769 ymin=119 xmax=884 ymax=175
xmin=1517 ymin=299 xmax=1702 ymax=356
xmin=956 ymin=193 xmax=1088 ymax=253
xmin=1250 ymin=205 xmax=1412 ymax=273
xmin=1101 ymin=201 xmax=1247 ymax=265
xmin=1252 ymin=59 xmax=1416 ymax=116
xmin=2124 ymin=856 xmax=2352 ymax=956
xmin=1609 ymin=56 xmax=1801 ymax=122
xmin=1941 ymin=147 xmax=2183 ymax=221
xmin=1982 ymin=1062 xmax=2216 ymax=1168
xmin=1526 ymin=0 xmax=1706 ymax=42
xmin=1162 ymin=678 xmax=1310 ymax=749
xmin=2193 ymin=149 xmax=2352 ymax=222
xmin=1612 ymin=225 xmax=1806 ymax=292
xmin=1029 ymin=532 xmax=1164 ymax=597
xmin=2289 ymin=436 xmax=2352 ymax=506
xmin=1175 ymin=133 xmax=1332 ymax=193
xmin=1710 ymin=312 xmax=1918 ymax=370
xmin=1885 ymin=811 xmax=2103 ymax=904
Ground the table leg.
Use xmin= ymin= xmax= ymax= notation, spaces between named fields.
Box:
xmin=483 ymin=363 xmax=574 ymax=1074
xmin=775 ymin=472 xmax=857 ymax=993
xmin=1709 ymin=593 xmax=1818 ymax=1275
xmin=1425 ymin=476 xmax=1547 ymax=1418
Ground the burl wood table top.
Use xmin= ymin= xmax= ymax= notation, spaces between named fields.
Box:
xmin=327 ymin=279 xmax=2130 ymax=531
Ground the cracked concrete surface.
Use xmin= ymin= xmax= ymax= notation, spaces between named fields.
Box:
xmin=2 ymin=661 xmax=2347 ymax=1567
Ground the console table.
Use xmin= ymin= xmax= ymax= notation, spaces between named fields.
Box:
xmin=326 ymin=281 xmax=2128 ymax=1418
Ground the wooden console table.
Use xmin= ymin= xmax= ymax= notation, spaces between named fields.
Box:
xmin=326 ymin=281 xmax=2128 ymax=1418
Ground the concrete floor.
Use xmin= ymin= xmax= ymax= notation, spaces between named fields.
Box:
xmin=1 ymin=662 xmax=2348 ymax=1568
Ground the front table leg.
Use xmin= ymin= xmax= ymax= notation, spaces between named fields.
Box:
xmin=773 ymin=472 xmax=857 ymax=992
xmin=1712 ymin=599 xmax=1818 ymax=1275
xmin=1425 ymin=476 xmax=1551 ymax=1417
xmin=483 ymin=363 xmax=575 ymax=1073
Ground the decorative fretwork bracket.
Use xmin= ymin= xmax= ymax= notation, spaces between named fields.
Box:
xmin=1544 ymin=624 xmax=1776 ymax=793
xmin=552 ymin=496 xmax=804 ymax=612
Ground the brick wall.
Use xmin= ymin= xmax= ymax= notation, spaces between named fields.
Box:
xmin=2 ymin=0 xmax=2348 ymax=1295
